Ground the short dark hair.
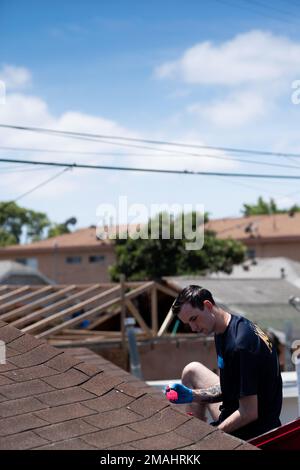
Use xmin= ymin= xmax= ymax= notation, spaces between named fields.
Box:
xmin=171 ymin=285 xmax=215 ymax=316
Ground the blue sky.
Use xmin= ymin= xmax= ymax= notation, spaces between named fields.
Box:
xmin=1 ymin=0 xmax=300 ymax=230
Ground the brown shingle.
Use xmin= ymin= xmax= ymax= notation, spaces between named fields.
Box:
xmin=0 ymin=362 xmax=17 ymax=372
xmin=2 ymin=365 xmax=58 ymax=382
xmin=0 ymin=378 xmax=54 ymax=400
xmin=131 ymin=432 xmax=191 ymax=450
xmin=236 ymin=442 xmax=258 ymax=450
xmin=35 ymin=403 xmax=95 ymax=424
xmin=35 ymin=438 xmax=97 ymax=450
xmin=174 ymin=416 xmax=214 ymax=442
xmin=83 ymin=407 xmax=142 ymax=430
xmin=0 ymin=326 xmax=257 ymax=450
xmin=46 ymin=354 xmax=82 ymax=372
xmin=128 ymin=408 xmax=190 ymax=437
xmin=9 ymin=344 xmax=61 ymax=368
xmin=0 ymin=431 xmax=48 ymax=450
xmin=107 ymin=443 xmax=138 ymax=450
xmin=0 ymin=325 xmax=23 ymax=343
xmin=34 ymin=418 xmax=98 ymax=442
xmin=74 ymin=362 xmax=104 ymax=377
xmin=0 ymin=414 xmax=48 ymax=436
xmin=0 ymin=396 xmax=47 ymax=418
xmin=5 ymin=346 xmax=21 ymax=358
xmin=42 ymin=368 xmax=89 ymax=389
xmin=116 ymin=382 xmax=146 ymax=398
xmin=0 ymin=376 xmax=13 ymax=386
xmin=9 ymin=335 xmax=45 ymax=353
xmin=127 ymin=394 xmax=169 ymax=418
xmin=81 ymin=372 xmax=124 ymax=396
xmin=83 ymin=389 xmax=134 ymax=413
xmin=81 ymin=425 xmax=142 ymax=449
xmin=37 ymin=386 xmax=96 ymax=406
xmin=182 ymin=430 xmax=242 ymax=450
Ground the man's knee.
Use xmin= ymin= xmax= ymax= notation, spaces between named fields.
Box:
xmin=182 ymin=361 xmax=205 ymax=388
xmin=182 ymin=361 xmax=218 ymax=390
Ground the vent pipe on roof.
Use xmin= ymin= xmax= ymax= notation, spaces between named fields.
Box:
xmin=125 ymin=317 xmax=143 ymax=380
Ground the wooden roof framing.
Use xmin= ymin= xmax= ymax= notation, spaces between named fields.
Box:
xmin=0 ymin=282 xmax=180 ymax=342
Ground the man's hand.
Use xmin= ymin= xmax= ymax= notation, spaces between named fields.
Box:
xmin=164 ymin=383 xmax=193 ymax=404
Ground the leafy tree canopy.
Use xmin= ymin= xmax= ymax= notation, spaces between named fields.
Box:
xmin=109 ymin=211 xmax=245 ymax=281
xmin=242 ymin=196 xmax=300 ymax=216
xmin=0 ymin=201 xmax=76 ymax=246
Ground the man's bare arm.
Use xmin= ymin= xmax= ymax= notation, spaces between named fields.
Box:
xmin=192 ymin=384 xmax=223 ymax=403
xmin=217 ymin=395 xmax=258 ymax=434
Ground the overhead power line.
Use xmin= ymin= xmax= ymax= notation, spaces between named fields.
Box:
xmin=1 ymin=157 xmax=300 ymax=180
xmin=14 ymin=167 xmax=70 ymax=202
xmin=1 ymin=145 xmax=300 ymax=171
xmin=1 ymin=123 xmax=300 ymax=159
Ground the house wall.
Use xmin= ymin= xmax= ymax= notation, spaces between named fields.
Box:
xmin=0 ymin=248 xmax=116 ymax=284
xmin=243 ymin=239 xmax=300 ymax=262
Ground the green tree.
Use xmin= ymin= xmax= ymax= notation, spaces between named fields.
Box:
xmin=242 ymin=196 xmax=300 ymax=216
xmin=0 ymin=201 xmax=77 ymax=246
xmin=109 ymin=212 xmax=245 ymax=281
xmin=0 ymin=201 xmax=51 ymax=246
xmin=48 ymin=217 xmax=77 ymax=238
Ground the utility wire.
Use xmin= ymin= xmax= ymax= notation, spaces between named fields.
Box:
xmin=1 ymin=123 xmax=300 ymax=159
xmin=245 ymin=0 xmax=296 ymax=19
xmin=14 ymin=167 xmax=70 ymax=202
xmin=1 ymin=144 xmax=300 ymax=171
xmin=214 ymin=0 xmax=292 ymax=23
xmin=1 ymin=156 xmax=300 ymax=179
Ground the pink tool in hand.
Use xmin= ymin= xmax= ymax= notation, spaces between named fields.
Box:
xmin=166 ymin=385 xmax=178 ymax=401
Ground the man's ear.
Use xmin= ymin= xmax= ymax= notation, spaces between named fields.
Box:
xmin=203 ymin=299 xmax=213 ymax=311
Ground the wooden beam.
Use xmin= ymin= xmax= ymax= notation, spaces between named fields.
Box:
xmin=125 ymin=299 xmax=152 ymax=337
xmin=151 ymin=286 xmax=158 ymax=335
xmin=7 ymin=285 xmax=77 ymax=324
xmin=35 ymin=281 xmax=154 ymax=338
xmin=37 ymin=306 xmax=122 ymax=338
xmin=157 ymin=306 xmax=174 ymax=337
xmin=0 ymin=286 xmax=10 ymax=294
xmin=22 ymin=285 xmax=122 ymax=334
xmin=0 ymin=286 xmax=53 ymax=316
xmin=155 ymin=282 xmax=179 ymax=298
xmin=12 ymin=284 xmax=103 ymax=329
xmin=120 ymin=274 xmax=126 ymax=352
xmin=87 ymin=281 xmax=154 ymax=330
xmin=0 ymin=286 xmax=31 ymax=302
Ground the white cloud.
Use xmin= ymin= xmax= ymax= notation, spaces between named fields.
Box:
xmin=0 ymin=65 xmax=238 ymax=203
xmin=188 ymin=90 xmax=267 ymax=127
xmin=0 ymin=65 xmax=31 ymax=90
xmin=155 ymin=30 xmax=300 ymax=86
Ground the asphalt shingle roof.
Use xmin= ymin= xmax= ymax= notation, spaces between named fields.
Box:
xmin=0 ymin=321 xmax=255 ymax=450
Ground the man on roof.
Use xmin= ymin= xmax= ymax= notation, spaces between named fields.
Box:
xmin=165 ymin=285 xmax=282 ymax=441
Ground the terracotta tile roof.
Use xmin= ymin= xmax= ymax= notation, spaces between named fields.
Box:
xmin=206 ymin=213 xmax=300 ymax=240
xmin=0 ymin=323 xmax=257 ymax=450
xmin=0 ymin=224 xmax=139 ymax=253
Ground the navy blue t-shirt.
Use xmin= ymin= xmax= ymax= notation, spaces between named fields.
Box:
xmin=214 ymin=314 xmax=282 ymax=440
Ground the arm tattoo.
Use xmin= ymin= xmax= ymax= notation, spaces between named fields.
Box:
xmin=198 ymin=384 xmax=223 ymax=403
